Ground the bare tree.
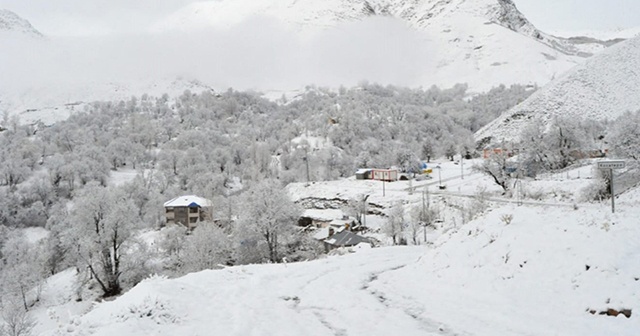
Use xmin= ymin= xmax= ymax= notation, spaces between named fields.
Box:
xmin=473 ymin=151 xmax=513 ymax=194
xmin=384 ymin=201 xmax=405 ymax=245
xmin=0 ymin=300 xmax=36 ymax=336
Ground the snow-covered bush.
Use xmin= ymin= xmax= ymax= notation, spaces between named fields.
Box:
xmin=579 ymin=169 xmax=610 ymax=202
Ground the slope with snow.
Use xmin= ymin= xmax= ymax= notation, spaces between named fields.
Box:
xmin=476 ymin=35 xmax=640 ymax=144
xmin=41 ymin=191 xmax=640 ymax=336
xmin=30 ymin=160 xmax=639 ymax=336
xmin=0 ymin=9 xmax=42 ymax=38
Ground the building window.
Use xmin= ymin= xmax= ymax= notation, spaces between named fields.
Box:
xmin=189 ymin=217 xmax=197 ymax=223
xmin=165 ymin=207 xmax=174 ymax=213
xmin=189 ymin=207 xmax=198 ymax=214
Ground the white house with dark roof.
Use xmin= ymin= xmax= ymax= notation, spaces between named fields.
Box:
xmin=164 ymin=195 xmax=213 ymax=229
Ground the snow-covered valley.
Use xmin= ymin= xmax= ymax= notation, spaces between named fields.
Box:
xmin=1 ymin=1 xmax=640 ymax=335
xmin=12 ymin=160 xmax=638 ymax=336
xmin=37 ymin=202 xmax=640 ymax=336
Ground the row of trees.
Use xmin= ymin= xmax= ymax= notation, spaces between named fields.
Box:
xmin=0 ymin=178 xmax=319 ymax=305
xmin=0 ymin=82 xmax=535 ymax=325
xmin=475 ymin=110 xmax=640 ymax=197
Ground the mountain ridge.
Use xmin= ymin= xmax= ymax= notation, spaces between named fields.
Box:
xmin=475 ymin=35 xmax=640 ymax=144
xmin=0 ymin=1 xmax=624 ymax=125
xmin=0 ymin=9 xmax=43 ymax=38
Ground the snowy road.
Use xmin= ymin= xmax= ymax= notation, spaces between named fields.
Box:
xmin=54 ymin=247 xmax=457 ymax=336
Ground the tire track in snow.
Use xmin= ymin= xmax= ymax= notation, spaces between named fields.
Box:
xmin=286 ymin=251 xmax=438 ymax=335
xmin=361 ymin=263 xmax=469 ymax=336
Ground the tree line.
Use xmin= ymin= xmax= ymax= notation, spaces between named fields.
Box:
xmin=0 ymin=82 xmax=537 ymax=308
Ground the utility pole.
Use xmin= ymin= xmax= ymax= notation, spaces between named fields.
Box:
xmin=363 ymin=194 xmax=370 ymax=228
xmin=460 ymin=153 xmax=464 ymax=180
xmin=382 ymin=180 xmax=386 ymax=197
xmin=611 ymin=168 xmax=615 ymax=213
xmin=304 ymin=147 xmax=310 ymax=183
xmin=422 ymin=189 xmax=427 ymax=243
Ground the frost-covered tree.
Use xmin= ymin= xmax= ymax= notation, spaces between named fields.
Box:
xmin=383 ymin=201 xmax=405 ymax=245
xmin=473 ymin=150 xmax=513 ymax=194
xmin=65 ymin=183 xmax=141 ymax=296
xmin=234 ymin=179 xmax=301 ymax=263
xmin=409 ymin=202 xmax=436 ymax=245
xmin=0 ymin=231 xmax=45 ymax=311
xmin=178 ymin=223 xmax=232 ymax=273
xmin=0 ymin=299 xmax=36 ymax=336
xmin=541 ymin=117 xmax=589 ymax=170
xmin=608 ymin=110 xmax=640 ymax=162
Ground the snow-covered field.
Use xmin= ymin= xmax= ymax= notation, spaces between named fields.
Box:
xmin=25 ymin=158 xmax=639 ymax=336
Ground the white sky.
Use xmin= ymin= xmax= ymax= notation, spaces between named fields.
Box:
xmin=1 ymin=0 xmax=639 ymax=36
xmin=513 ymin=0 xmax=640 ymax=32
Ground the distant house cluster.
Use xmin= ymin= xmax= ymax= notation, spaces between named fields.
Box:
xmin=164 ymin=195 xmax=372 ymax=253
xmin=300 ymin=210 xmax=371 ymax=252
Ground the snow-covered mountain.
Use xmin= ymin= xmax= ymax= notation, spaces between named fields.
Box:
xmin=0 ymin=1 xmax=626 ymax=125
xmin=475 ymin=35 xmax=640 ymax=144
xmin=151 ymin=0 xmax=603 ymax=56
xmin=0 ymin=9 xmax=42 ymax=38
xmin=552 ymin=26 xmax=640 ymax=41
xmin=150 ymin=0 xmax=610 ymax=90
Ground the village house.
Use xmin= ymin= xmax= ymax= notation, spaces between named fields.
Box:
xmin=355 ymin=168 xmax=372 ymax=180
xmin=323 ymin=230 xmax=370 ymax=252
xmin=164 ymin=195 xmax=213 ymax=229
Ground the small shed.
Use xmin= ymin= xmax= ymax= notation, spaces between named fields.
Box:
xmin=324 ymin=231 xmax=370 ymax=252
xmin=355 ymin=169 xmax=373 ymax=180
xmin=164 ymin=195 xmax=213 ymax=229
xmin=372 ymin=169 xmax=398 ymax=182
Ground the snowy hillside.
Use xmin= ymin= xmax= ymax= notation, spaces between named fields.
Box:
xmin=17 ymin=158 xmax=635 ymax=336
xmin=0 ymin=77 xmax=215 ymax=125
xmin=41 ymin=186 xmax=640 ymax=335
xmin=476 ymin=35 xmax=640 ymax=144
xmin=151 ymin=0 xmax=591 ymax=91
xmin=0 ymin=9 xmax=42 ymax=38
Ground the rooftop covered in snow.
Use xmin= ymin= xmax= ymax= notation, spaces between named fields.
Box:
xmin=163 ymin=195 xmax=212 ymax=208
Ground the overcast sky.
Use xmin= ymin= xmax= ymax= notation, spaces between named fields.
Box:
xmin=514 ymin=0 xmax=640 ymax=32
xmin=1 ymin=0 xmax=639 ymax=36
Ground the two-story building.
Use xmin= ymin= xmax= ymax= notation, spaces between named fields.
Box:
xmin=164 ymin=195 xmax=213 ymax=229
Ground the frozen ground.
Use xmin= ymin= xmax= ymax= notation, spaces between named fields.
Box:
xmin=25 ymin=157 xmax=639 ymax=336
